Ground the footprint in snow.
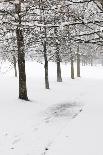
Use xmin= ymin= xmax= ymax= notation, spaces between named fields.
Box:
xmin=43 ymin=102 xmax=82 ymax=123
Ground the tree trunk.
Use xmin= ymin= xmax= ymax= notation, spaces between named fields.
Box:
xmin=15 ymin=1 xmax=28 ymax=100
xmin=56 ymin=43 xmax=62 ymax=82
xmin=16 ymin=28 xmax=28 ymax=100
xmin=77 ymin=53 xmax=80 ymax=77
xmin=56 ymin=48 xmax=62 ymax=82
xmin=56 ymin=53 xmax=62 ymax=82
xmin=54 ymin=25 xmax=62 ymax=82
xmin=44 ymin=40 xmax=49 ymax=89
xmin=71 ymin=56 xmax=74 ymax=79
xmin=13 ymin=56 xmax=17 ymax=77
xmin=57 ymin=61 xmax=62 ymax=82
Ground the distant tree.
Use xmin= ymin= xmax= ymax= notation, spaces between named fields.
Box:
xmin=77 ymin=45 xmax=81 ymax=77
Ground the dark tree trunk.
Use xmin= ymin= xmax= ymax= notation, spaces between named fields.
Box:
xmin=54 ymin=25 xmax=62 ymax=82
xmin=13 ymin=56 xmax=17 ymax=77
xmin=56 ymin=45 xmax=62 ymax=82
xmin=56 ymin=52 xmax=62 ymax=82
xmin=57 ymin=61 xmax=62 ymax=82
xmin=71 ymin=55 xmax=74 ymax=79
xmin=77 ymin=53 xmax=80 ymax=77
xmin=44 ymin=40 xmax=49 ymax=89
xmin=16 ymin=28 xmax=28 ymax=100
xmin=15 ymin=1 xmax=28 ymax=100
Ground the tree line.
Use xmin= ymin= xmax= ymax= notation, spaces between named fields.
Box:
xmin=0 ymin=0 xmax=103 ymax=100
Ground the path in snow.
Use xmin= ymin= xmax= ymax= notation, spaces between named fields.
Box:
xmin=46 ymin=79 xmax=103 ymax=155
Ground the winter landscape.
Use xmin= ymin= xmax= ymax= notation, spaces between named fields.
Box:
xmin=0 ymin=0 xmax=103 ymax=155
xmin=0 ymin=62 xmax=103 ymax=155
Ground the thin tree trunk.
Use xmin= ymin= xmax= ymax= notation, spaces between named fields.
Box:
xmin=54 ymin=24 xmax=62 ymax=82
xmin=77 ymin=53 xmax=80 ymax=77
xmin=71 ymin=55 xmax=74 ymax=79
xmin=44 ymin=40 xmax=49 ymax=89
xmin=13 ymin=56 xmax=17 ymax=77
xmin=57 ymin=54 xmax=62 ymax=82
xmin=15 ymin=1 xmax=28 ymax=100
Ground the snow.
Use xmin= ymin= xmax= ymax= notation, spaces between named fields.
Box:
xmin=47 ymin=79 xmax=103 ymax=155
xmin=0 ymin=62 xmax=103 ymax=155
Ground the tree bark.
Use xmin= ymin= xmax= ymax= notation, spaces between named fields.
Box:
xmin=54 ymin=25 xmax=62 ymax=82
xmin=71 ymin=55 xmax=74 ymax=79
xmin=57 ymin=61 xmax=62 ymax=82
xmin=15 ymin=1 xmax=28 ymax=100
xmin=16 ymin=28 xmax=28 ymax=100
xmin=56 ymin=51 xmax=62 ymax=82
xmin=44 ymin=40 xmax=49 ymax=89
xmin=77 ymin=53 xmax=80 ymax=77
xmin=13 ymin=56 xmax=17 ymax=77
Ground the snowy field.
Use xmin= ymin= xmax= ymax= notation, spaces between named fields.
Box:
xmin=0 ymin=62 xmax=103 ymax=155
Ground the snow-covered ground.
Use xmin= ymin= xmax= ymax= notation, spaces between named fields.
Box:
xmin=0 ymin=62 xmax=103 ymax=155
